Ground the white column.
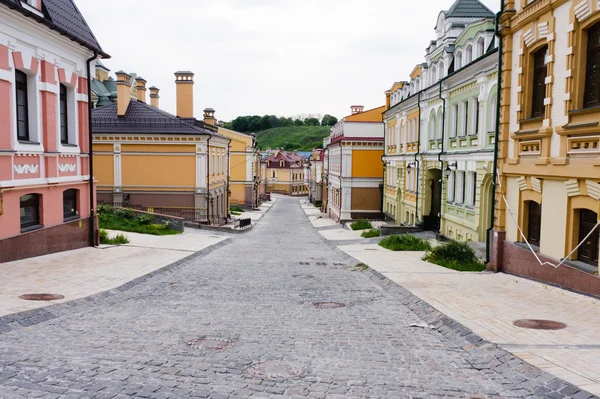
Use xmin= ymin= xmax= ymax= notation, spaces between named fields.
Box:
xmin=114 ymin=144 xmax=122 ymax=192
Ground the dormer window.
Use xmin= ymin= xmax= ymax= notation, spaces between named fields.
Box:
xmin=455 ymin=52 xmax=462 ymax=69
xmin=477 ymin=38 xmax=485 ymax=58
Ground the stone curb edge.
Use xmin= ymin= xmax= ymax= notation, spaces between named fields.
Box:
xmin=361 ymin=266 xmax=598 ymax=399
xmin=0 ymin=239 xmax=231 ymax=335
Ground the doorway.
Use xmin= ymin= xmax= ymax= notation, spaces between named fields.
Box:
xmin=425 ymin=168 xmax=441 ymax=231
xmin=527 ymin=201 xmax=542 ymax=247
xmin=578 ymin=209 xmax=599 ymax=266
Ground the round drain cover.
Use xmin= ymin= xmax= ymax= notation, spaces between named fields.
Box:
xmin=513 ymin=319 xmax=567 ymax=330
xmin=19 ymin=294 xmax=64 ymax=301
xmin=293 ymin=275 xmax=315 ymax=279
xmin=313 ymin=301 xmax=346 ymax=309
xmin=186 ymin=337 xmax=235 ymax=350
xmin=244 ymin=361 xmax=306 ymax=380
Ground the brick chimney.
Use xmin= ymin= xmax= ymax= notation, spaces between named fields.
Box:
xmin=351 ymin=105 xmax=364 ymax=115
xmin=149 ymin=86 xmax=160 ymax=108
xmin=135 ymin=77 xmax=147 ymax=103
xmin=115 ymin=71 xmax=132 ymax=117
xmin=385 ymin=91 xmax=391 ymax=108
xmin=174 ymin=71 xmax=194 ymax=118
xmin=203 ymin=108 xmax=216 ymax=126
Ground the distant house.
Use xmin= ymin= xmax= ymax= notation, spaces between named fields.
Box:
xmin=262 ymin=150 xmax=308 ymax=196
xmin=0 ymin=0 xmax=108 ymax=262
xmin=307 ymin=149 xmax=324 ymax=205
xmin=92 ymin=71 xmax=230 ymax=224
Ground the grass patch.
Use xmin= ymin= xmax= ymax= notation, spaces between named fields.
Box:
xmin=99 ymin=229 xmax=130 ymax=245
xmin=350 ymin=219 xmax=373 ymax=231
xmin=422 ymin=241 xmax=485 ymax=272
xmin=256 ymin=126 xmax=330 ymax=151
xmin=361 ymin=229 xmax=381 ymax=238
xmin=356 ymin=262 xmax=370 ymax=271
xmin=379 ymin=234 xmax=432 ymax=251
xmin=230 ymin=211 xmax=242 ymax=216
xmin=230 ymin=206 xmax=244 ymax=213
xmin=98 ymin=206 xmax=181 ymax=236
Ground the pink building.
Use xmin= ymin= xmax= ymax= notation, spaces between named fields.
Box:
xmin=0 ymin=0 xmax=108 ymax=262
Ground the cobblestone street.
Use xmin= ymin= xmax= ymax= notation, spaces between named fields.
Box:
xmin=0 ymin=197 xmax=595 ymax=398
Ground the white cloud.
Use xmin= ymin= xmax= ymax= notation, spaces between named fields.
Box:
xmin=78 ymin=0 xmax=499 ymax=121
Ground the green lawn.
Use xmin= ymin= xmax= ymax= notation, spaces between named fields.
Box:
xmin=98 ymin=206 xmax=181 ymax=236
xmin=256 ymin=126 xmax=330 ymax=151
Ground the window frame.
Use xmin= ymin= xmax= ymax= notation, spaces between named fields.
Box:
xmin=63 ymin=189 xmax=79 ymax=220
xmin=583 ymin=22 xmax=600 ymax=108
xmin=60 ymin=84 xmax=69 ymax=144
xmin=15 ymin=70 xmax=30 ymax=142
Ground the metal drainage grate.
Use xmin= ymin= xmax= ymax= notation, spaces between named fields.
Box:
xmin=244 ymin=361 xmax=306 ymax=381
xmin=513 ymin=319 xmax=567 ymax=330
xmin=316 ymin=262 xmax=327 ymax=266
xmin=313 ymin=301 xmax=346 ymax=309
xmin=186 ymin=337 xmax=235 ymax=350
xmin=293 ymin=275 xmax=315 ymax=279
xmin=19 ymin=294 xmax=64 ymax=301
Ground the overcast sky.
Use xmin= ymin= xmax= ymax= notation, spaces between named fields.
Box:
xmin=78 ymin=0 xmax=499 ymax=122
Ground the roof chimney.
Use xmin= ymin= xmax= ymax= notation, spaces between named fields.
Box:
xmin=149 ymin=86 xmax=160 ymax=108
xmin=174 ymin=71 xmax=194 ymax=118
xmin=385 ymin=91 xmax=391 ymax=109
xmin=351 ymin=105 xmax=364 ymax=115
xmin=203 ymin=108 xmax=216 ymax=126
xmin=115 ymin=71 xmax=132 ymax=117
xmin=135 ymin=77 xmax=147 ymax=103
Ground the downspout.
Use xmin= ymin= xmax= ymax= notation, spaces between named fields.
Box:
xmin=206 ymin=136 xmax=211 ymax=224
xmin=437 ymin=80 xmax=446 ymax=234
xmin=86 ymin=51 xmax=98 ymax=247
xmin=486 ymin=8 xmax=504 ymax=265
xmin=414 ymin=91 xmax=422 ymax=225
xmin=382 ymin=112 xmax=387 ymax=220
xmin=226 ymin=140 xmax=231 ymax=218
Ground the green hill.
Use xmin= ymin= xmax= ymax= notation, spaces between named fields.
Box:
xmin=256 ymin=126 xmax=330 ymax=151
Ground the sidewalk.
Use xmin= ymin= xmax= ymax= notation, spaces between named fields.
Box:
xmin=340 ymin=243 xmax=600 ymax=396
xmin=0 ymin=228 xmax=228 ymax=317
xmin=223 ymin=197 xmax=278 ymax=229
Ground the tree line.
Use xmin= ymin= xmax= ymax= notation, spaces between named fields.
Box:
xmin=223 ymin=114 xmax=338 ymax=133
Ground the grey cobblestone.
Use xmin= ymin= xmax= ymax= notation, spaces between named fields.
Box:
xmin=0 ymin=197 xmax=596 ymax=398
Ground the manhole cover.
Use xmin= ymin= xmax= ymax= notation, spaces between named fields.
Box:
xmin=313 ymin=301 xmax=346 ymax=309
xmin=186 ymin=337 xmax=235 ymax=350
xmin=293 ymin=275 xmax=315 ymax=279
xmin=244 ymin=361 xmax=306 ymax=380
xmin=19 ymin=294 xmax=64 ymax=301
xmin=513 ymin=319 xmax=567 ymax=330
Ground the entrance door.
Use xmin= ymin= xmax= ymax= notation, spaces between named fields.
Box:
xmin=527 ymin=201 xmax=542 ymax=246
xmin=578 ymin=209 xmax=599 ymax=266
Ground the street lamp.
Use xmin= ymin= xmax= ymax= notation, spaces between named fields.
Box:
xmin=445 ymin=161 xmax=457 ymax=178
xmin=406 ymin=161 xmax=416 ymax=174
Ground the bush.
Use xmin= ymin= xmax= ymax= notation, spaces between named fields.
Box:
xmin=97 ymin=204 xmax=114 ymax=215
xmin=230 ymin=206 xmax=244 ymax=213
xmin=350 ymin=219 xmax=373 ymax=231
xmin=361 ymin=229 xmax=381 ymax=238
xmin=99 ymin=229 xmax=130 ymax=245
xmin=115 ymin=208 xmax=136 ymax=220
xmin=379 ymin=234 xmax=432 ymax=251
xmin=136 ymin=214 xmax=153 ymax=225
xmin=99 ymin=209 xmax=181 ymax=236
xmin=423 ymin=241 xmax=485 ymax=272
xmin=315 ymin=201 xmax=322 ymax=208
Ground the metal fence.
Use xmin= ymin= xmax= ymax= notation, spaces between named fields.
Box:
xmin=234 ymin=218 xmax=252 ymax=229
xmin=97 ymin=201 xmax=226 ymax=225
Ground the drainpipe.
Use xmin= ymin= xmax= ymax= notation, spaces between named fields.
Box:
xmin=414 ymin=91 xmax=422 ymax=225
xmin=486 ymin=8 xmax=505 ymax=265
xmin=226 ymin=140 xmax=231 ymax=218
xmin=206 ymin=136 xmax=211 ymax=225
xmin=382 ymin=113 xmax=387 ymax=220
xmin=86 ymin=51 xmax=98 ymax=247
xmin=437 ymin=80 xmax=447 ymax=234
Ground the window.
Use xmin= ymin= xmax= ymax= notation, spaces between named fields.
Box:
xmin=63 ymin=189 xmax=78 ymax=220
xmin=20 ymin=194 xmax=40 ymax=230
xmin=456 ymin=171 xmax=465 ymax=204
xmin=531 ymin=46 xmax=548 ymax=118
xmin=583 ymin=22 xmax=600 ymax=108
xmin=527 ymin=201 xmax=542 ymax=246
xmin=15 ymin=70 xmax=29 ymax=141
xmin=465 ymin=45 xmax=472 ymax=64
xmin=439 ymin=62 xmax=445 ymax=80
xmin=447 ymin=171 xmax=455 ymax=202
xmin=461 ymin=101 xmax=469 ymax=136
xmin=455 ymin=52 xmax=462 ymax=69
xmin=473 ymin=97 xmax=480 ymax=136
xmin=60 ymin=84 xmax=68 ymax=144
xmin=451 ymin=104 xmax=459 ymax=138
xmin=467 ymin=172 xmax=477 ymax=206
xmin=477 ymin=38 xmax=485 ymax=58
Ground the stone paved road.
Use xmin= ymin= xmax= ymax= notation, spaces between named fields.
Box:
xmin=0 ymin=197 xmax=594 ymax=398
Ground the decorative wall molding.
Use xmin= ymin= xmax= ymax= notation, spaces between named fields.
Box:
xmin=586 ymin=180 xmax=600 ymax=200
xmin=574 ymin=0 xmax=592 ymax=22
xmin=531 ymin=177 xmax=542 ymax=193
xmin=565 ymin=179 xmax=581 ymax=197
xmin=517 ymin=176 xmax=528 ymax=191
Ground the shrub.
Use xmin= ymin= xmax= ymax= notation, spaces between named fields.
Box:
xmin=99 ymin=229 xmax=130 ymax=245
xmin=99 ymin=209 xmax=181 ymax=236
xmin=423 ymin=241 xmax=485 ymax=272
xmin=315 ymin=201 xmax=322 ymax=208
xmin=230 ymin=206 xmax=244 ymax=213
xmin=350 ymin=219 xmax=373 ymax=231
xmin=115 ymin=208 xmax=136 ymax=220
xmin=136 ymin=214 xmax=153 ymax=225
xmin=97 ymin=204 xmax=114 ymax=215
xmin=361 ymin=229 xmax=381 ymax=238
xmin=379 ymin=234 xmax=432 ymax=251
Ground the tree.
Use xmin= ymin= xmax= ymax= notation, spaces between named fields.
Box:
xmin=321 ymin=114 xmax=338 ymax=126
xmin=278 ymin=116 xmax=291 ymax=127
xmin=247 ymin=115 xmax=263 ymax=132
xmin=232 ymin=116 xmax=249 ymax=132
xmin=293 ymin=118 xmax=304 ymax=126
xmin=305 ymin=117 xmax=320 ymax=126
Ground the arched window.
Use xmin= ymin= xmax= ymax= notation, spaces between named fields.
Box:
xmin=431 ymin=66 xmax=437 ymax=84
xmin=477 ymin=38 xmax=485 ymax=58
xmin=584 ymin=22 xmax=600 ymax=108
xmin=429 ymin=111 xmax=437 ymax=140
xmin=465 ymin=45 xmax=473 ymax=64
xmin=455 ymin=52 xmax=462 ymax=69
xmin=63 ymin=189 xmax=78 ymax=220
xmin=20 ymin=194 xmax=40 ymax=230
xmin=487 ymin=86 xmax=498 ymax=133
xmin=437 ymin=108 xmax=444 ymax=139
xmin=439 ymin=61 xmax=445 ymax=79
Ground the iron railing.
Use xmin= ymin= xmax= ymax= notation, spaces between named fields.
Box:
xmin=234 ymin=218 xmax=252 ymax=229
xmin=97 ymin=201 xmax=225 ymax=225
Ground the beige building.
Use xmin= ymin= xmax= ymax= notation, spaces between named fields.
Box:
xmin=262 ymin=150 xmax=308 ymax=196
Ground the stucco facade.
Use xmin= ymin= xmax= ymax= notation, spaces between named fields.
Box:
xmin=262 ymin=150 xmax=308 ymax=196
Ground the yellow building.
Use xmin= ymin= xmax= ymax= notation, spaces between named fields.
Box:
xmin=92 ymin=71 xmax=230 ymax=224
xmin=262 ymin=150 xmax=308 ymax=196
xmin=490 ymin=0 xmax=600 ymax=295
xmin=326 ymin=105 xmax=386 ymax=221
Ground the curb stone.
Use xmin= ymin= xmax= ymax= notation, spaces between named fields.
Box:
xmin=0 ymin=239 xmax=231 ymax=335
